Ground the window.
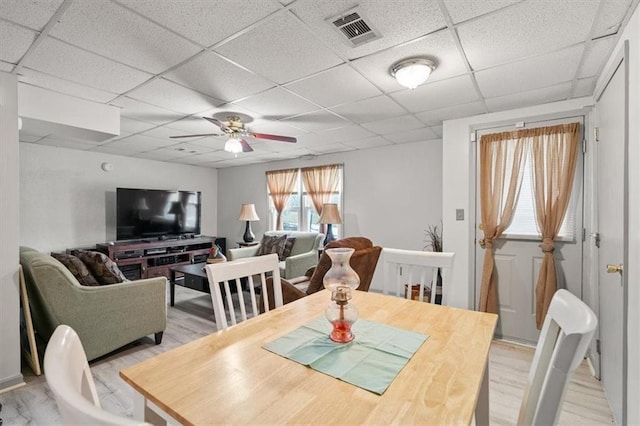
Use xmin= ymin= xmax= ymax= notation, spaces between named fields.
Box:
xmin=267 ymin=166 xmax=343 ymax=235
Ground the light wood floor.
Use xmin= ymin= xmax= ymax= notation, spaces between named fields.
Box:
xmin=0 ymin=286 xmax=614 ymax=425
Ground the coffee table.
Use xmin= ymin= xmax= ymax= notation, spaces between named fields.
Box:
xmin=169 ymin=263 xmax=210 ymax=306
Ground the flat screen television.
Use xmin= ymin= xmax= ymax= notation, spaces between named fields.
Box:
xmin=116 ymin=188 xmax=201 ymax=241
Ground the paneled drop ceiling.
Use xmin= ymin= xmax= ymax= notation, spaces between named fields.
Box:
xmin=1 ymin=0 xmax=637 ymax=168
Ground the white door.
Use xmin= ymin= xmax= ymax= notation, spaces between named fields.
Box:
xmin=474 ymin=119 xmax=584 ymax=344
xmin=595 ymin=46 xmax=627 ymax=425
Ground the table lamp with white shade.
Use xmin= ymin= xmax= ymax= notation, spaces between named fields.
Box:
xmin=319 ymin=203 xmax=342 ymax=246
xmin=238 ymin=204 xmax=260 ymax=243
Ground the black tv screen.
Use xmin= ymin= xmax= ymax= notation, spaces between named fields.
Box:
xmin=116 ymin=188 xmax=201 ymax=240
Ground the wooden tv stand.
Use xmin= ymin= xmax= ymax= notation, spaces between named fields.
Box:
xmin=96 ymin=236 xmax=226 ymax=280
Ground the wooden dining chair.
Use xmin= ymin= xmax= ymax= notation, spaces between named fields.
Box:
xmin=517 ymin=289 xmax=597 ymax=426
xmin=44 ymin=325 xmax=150 ymax=426
xmin=382 ymin=248 xmax=455 ymax=304
xmin=204 ymin=253 xmax=283 ymax=331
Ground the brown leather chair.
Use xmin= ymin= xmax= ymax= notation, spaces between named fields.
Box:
xmin=261 ymin=237 xmax=382 ymax=312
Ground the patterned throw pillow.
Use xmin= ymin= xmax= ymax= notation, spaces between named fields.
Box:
xmin=51 ymin=252 xmax=100 ymax=286
xmin=76 ymin=250 xmax=128 ymax=285
xmin=279 ymin=237 xmax=296 ymax=261
xmin=257 ymin=234 xmax=288 ymax=258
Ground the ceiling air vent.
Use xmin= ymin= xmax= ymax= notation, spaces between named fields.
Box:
xmin=328 ymin=7 xmax=381 ymax=47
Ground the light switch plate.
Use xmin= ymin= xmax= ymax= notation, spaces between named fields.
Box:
xmin=456 ymin=209 xmax=464 ymax=221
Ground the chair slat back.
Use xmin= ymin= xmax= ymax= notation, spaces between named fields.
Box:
xmin=382 ymin=248 xmax=455 ymax=304
xmin=44 ymin=325 xmax=149 ymax=425
xmin=517 ymin=289 xmax=597 ymax=426
xmin=205 ymin=254 xmax=283 ymax=331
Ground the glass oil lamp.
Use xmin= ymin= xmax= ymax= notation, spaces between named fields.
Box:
xmin=325 ymin=285 xmax=358 ymax=343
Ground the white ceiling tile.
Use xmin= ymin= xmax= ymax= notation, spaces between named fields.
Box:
xmin=127 ymin=78 xmax=223 ymax=115
xmin=330 ymin=95 xmax=405 ymax=123
xmin=351 ymin=29 xmax=468 ymax=93
xmin=430 ymin=125 xmax=442 ymax=137
xmin=361 ymin=114 xmax=424 ymax=135
xmin=391 ymin=75 xmax=479 ymax=113
xmin=316 ymin=124 xmax=376 ymax=143
xmin=170 ymin=142 xmax=216 ymax=154
xmin=18 ymin=68 xmax=118 ymax=103
xmin=457 ymin=0 xmax=598 ymax=69
xmin=573 ymin=77 xmax=596 ymax=98
xmin=385 ymin=127 xmax=439 ymax=144
xmin=120 ymin=117 xmax=157 ymax=134
xmin=0 ymin=0 xmax=63 ymax=31
xmin=291 ymin=0 xmax=446 ymax=60
xmin=579 ymin=37 xmax=617 ymax=78
xmin=416 ymin=101 xmax=486 ymax=126
xmin=233 ymin=87 xmax=319 ymax=118
xmin=24 ymin=38 xmax=153 ymax=93
xmin=475 ymin=45 xmax=583 ymax=98
xmin=215 ymin=12 xmax=343 ymax=84
xmin=443 ymin=0 xmax=521 ymax=24
xmin=36 ymin=136 xmax=97 ymax=150
xmin=179 ymin=136 xmax=228 ymax=150
xmin=0 ymin=20 xmax=37 ymax=63
xmin=165 ymin=51 xmax=275 ymax=102
xmin=50 ymin=0 xmax=201 ymax=74
xmin=591 ymin=0 xmax=634 ymax=39
xmin=285 ymin=64 xmax=382 ymax=108
xmin=105 ymin=134 xmax=176 ymax=152
xmin=281 ymin=110 xmax=348 ymax=132
xmin=140 ymin=126 xmax=191 ymax=142
xmin=133 ymin=148 xmax=194 ymax=161
xmin=0 ymin=60 xmax=14 ymax=72
xmin=91 ymin=141 xmax=144 ymax=155
xmin=166 ymin=116 xmax=222 ymax=135
xmin=342 ymin=136 xmax=392 ymax=149
xmin=172 ymin=151 xmax=229 ymax=165
xmin=309 ymin=143 xmax=354 ymax=154
xmin=117 ymin=0 xmax=280 ymax=46
xmin=485 ymin=82 xmax=572 ymax=113
xmin=110 ymin=97 xmax=185 ymax=125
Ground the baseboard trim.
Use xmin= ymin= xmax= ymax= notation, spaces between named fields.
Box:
xmin=0 ymin=374 xmax=25 ymax=395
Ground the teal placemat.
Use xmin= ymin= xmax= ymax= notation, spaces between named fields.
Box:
xmin=263 ymin=317 xmax=428 ymax=394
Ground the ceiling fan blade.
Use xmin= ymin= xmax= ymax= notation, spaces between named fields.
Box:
xmin=203 ymin=116 xmax=231 ymax=132
xmin=240 ymin=139 xmax=254 ymax=152
xmin=169 ymin=133 xmax=225 ymax=139
xmin=247 ymin=132 xmax=296 ymax=143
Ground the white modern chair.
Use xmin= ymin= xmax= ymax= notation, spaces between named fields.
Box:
xmin=44 ymin=324 xmax=150 ymax=426
xmin=382 ymin=248 xmax=455 ymax=304
xmin=517 ymin=289 xmax=598 ymax=426
xmin=205 ymin=253 xmax=284 ymax=331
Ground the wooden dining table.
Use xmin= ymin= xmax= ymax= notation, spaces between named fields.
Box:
xmin=120 ymin=290 xmax=498 ymax=425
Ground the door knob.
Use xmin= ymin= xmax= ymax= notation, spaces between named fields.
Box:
xmin=606 ymin=264 xmax=623 ymax=274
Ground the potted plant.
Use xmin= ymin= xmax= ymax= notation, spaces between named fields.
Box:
xmin=425 ymin=223 xmax=443 ymax=304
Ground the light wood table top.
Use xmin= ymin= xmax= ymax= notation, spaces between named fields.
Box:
xmin=120 ymin=290 xmax=497 ymax=425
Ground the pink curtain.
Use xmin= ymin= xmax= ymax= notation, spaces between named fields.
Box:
xmin=266 ymin=168 xmax=298 ymax=230
xmin=301 ymin=164 xmax=341 ymax=215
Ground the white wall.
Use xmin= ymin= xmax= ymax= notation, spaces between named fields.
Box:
xmin=598 ymin=5 xmax=640 ymax=424
xmin=20 ymin=143 xmax=218 ymax=253
xmin=217 ymin=140 xmax=443 ymax=290
xmin=0 ymin=72 xmax=22 ymax=390
xmin=441 ymin=97 xmax=593 ymax=309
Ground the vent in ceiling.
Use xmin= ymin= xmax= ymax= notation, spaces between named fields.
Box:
xmin=328 ymin=7 xmax=381 ymax=47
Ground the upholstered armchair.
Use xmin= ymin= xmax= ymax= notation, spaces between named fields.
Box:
xmin=261 ymin=237 xmax=382 ymax=311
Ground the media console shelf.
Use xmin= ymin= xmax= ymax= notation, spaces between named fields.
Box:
xmin=96 ymin=236 xmax=226 ymax=280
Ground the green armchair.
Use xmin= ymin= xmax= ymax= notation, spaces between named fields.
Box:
xmin=20 ymin=247 xmax=167 ymax=361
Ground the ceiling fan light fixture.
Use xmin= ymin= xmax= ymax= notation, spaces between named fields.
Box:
xmin=224 ymin=137 xmax=243 ymax=154
xmin=390 ymin=58 xmax=436 ymax=89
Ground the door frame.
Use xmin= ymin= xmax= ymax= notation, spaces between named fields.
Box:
xmin=593 ymin=40 xmax=629 ymax=425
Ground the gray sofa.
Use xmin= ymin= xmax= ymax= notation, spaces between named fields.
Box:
xmin=227 ymin=231 xmax=324 ymax=278
xmin=20 ymin=247 xmax=167 ymax=361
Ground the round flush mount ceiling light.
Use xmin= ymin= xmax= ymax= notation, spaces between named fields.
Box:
xmin=224 ymin=137 xmax=243 ymax=154
xmin=390 ymin=58 xmax=437 ymax=89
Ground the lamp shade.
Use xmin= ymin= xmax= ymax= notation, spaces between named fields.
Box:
xmin=168 ymin=201 xmax=184 ymax=215
xmin=224 ymin=137 xmax=243 ymax=153
xmin=238 ymin=204 xmax=260 ymax=221
xmin=319 ymin=203 xmax=342 ymax=224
